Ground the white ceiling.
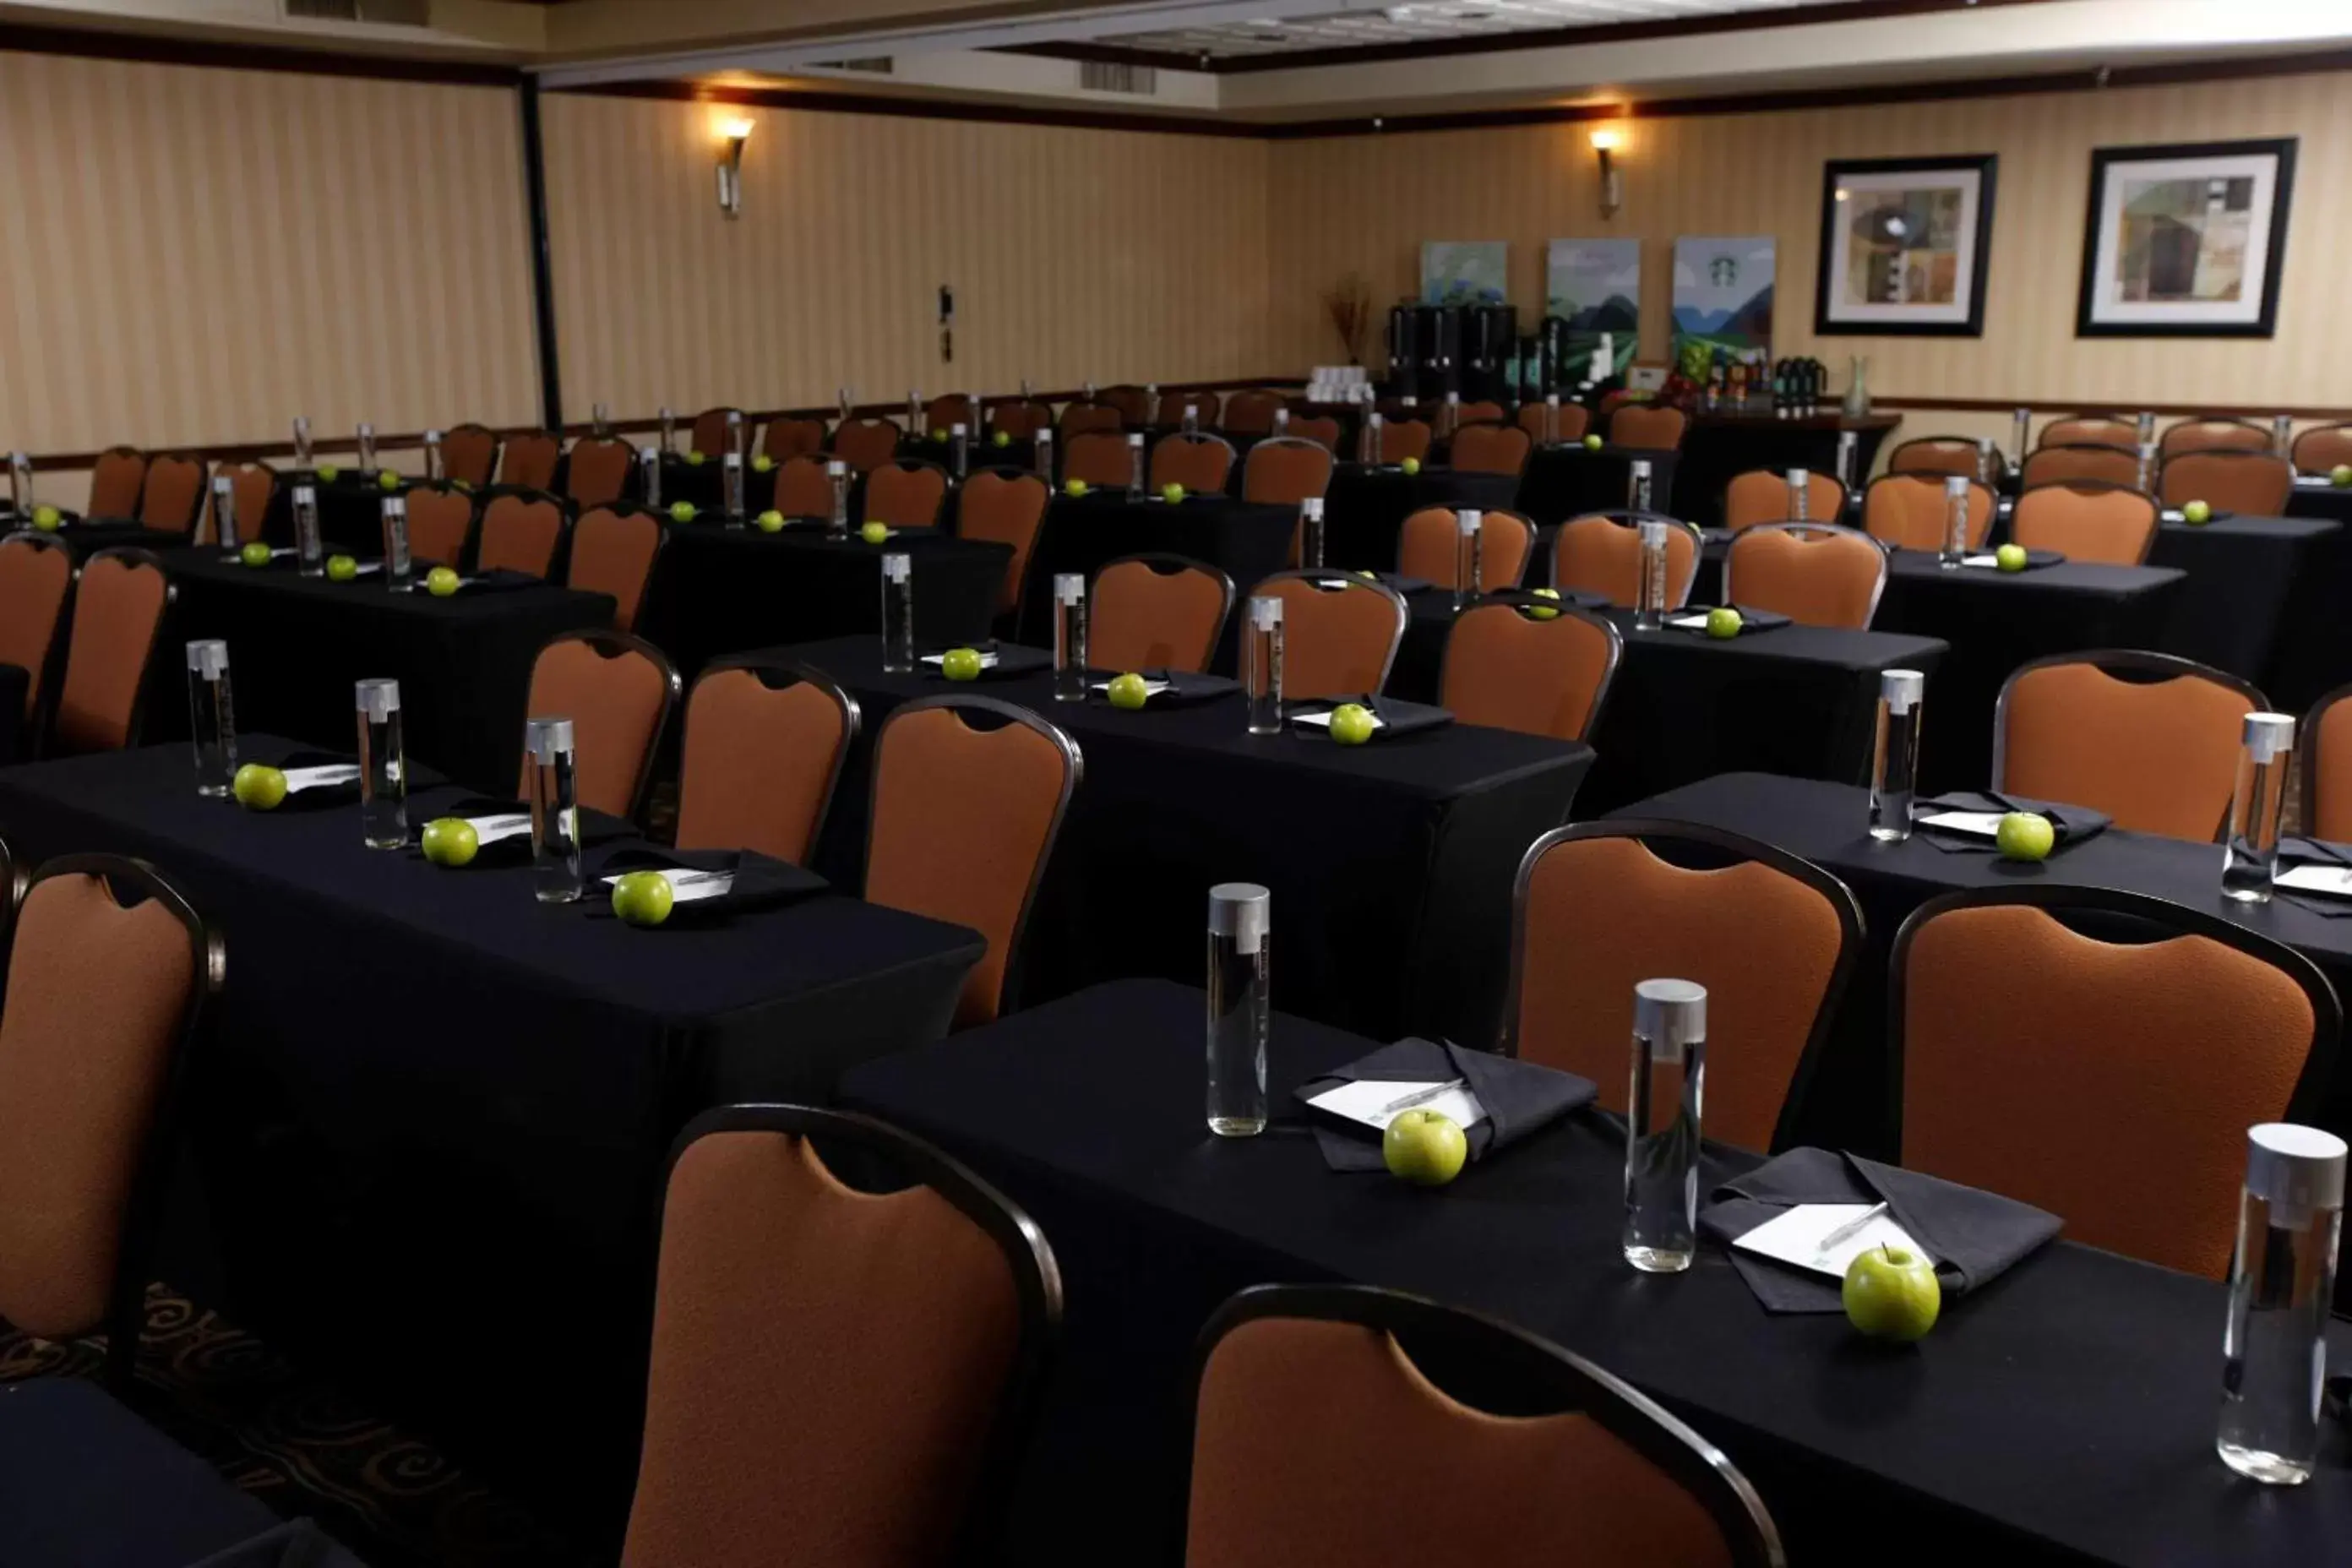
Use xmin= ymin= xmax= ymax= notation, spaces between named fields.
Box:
xmin=1104 ymin=0 xmax=1852 ymax=59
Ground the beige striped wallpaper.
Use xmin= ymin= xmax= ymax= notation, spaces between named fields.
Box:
xmin=536 ymin=91 xmax=1272 ymax=417
xmin=0 ymin=49 xmax=542 ymax=459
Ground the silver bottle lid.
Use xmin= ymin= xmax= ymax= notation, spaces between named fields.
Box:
xmin=1054 ymin=572 xmax=1084 ymax=604
xmin=1631 ymin=458 xmax=1652 ymax=477
xmin=381 ymin=494 xmax=406 ymax=519
xmin=212 ymin=474 xmax=233 ymax=497
xmin=357 ymin=422 xmax=373 ymax=438
xmin=2015 ymin=406 xmax=2032 ymax=419
xmin=186 ymin=639 xmax=229 ymax=679
xmin=1300 ymin=497 xmax=1323 ymax=520
xmin=2244 ymin=711 xmax=2295 ymax=764
xmin=828 ymin=459 xmax=847 ymax=476
xmin=1546 ymin=392 xmax=1560 ymax=406
xmin=1456 ymin=508 xmax=1482 ymax=536
xmin=1881 ymin=668 xmax=1924 ymax=714
xmin=1037 ymin=429 xmax=1054 ymax=447
xmin=952 ymin=422 xmax=967 ymax=436
xmin=294 ymin=484 xmax=316 ymax=508
xmin=357 ymin=678 xmax=401 ymax=719
xmin=1248 ymin=594 xmax=1282 ymax=629
xmin=1634 ymin=978 xmax=1707 ymax=1064
xmin=1788 ymin=467 xmax=1810 ymax=488
xmin=1369 ymin=411 xmax=1384 ymax=429
xmin=723 ymin=450 xmax=742 ymax=469
xmin=525 ymin=715 xmax=572 ymax=758
xmin=1127 ymin=432 xmax=1144 ymax=448
xmin=882 ymin=552 xmax=912 ymax=582
xmin=1446 ymin=391 xmax=1460 ymax=405
xmin=1208 ymin=882 xmax=1270 ymax=954
xmin=2246 ymin=1124 xmax=2346 ymax=1214
xmin=1978 ymin=436 xmax=1995 ymax=455
xmin=1637 ymin=520 xmax=1669 ymax=548
xmin=1944 ymin=474 xmax=1969 ymax=497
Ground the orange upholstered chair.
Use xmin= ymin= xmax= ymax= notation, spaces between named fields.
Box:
xmin=565 ymin=436 xmax=638 ymax=509
xmin=1375 ymin=420 xmax=1432 ymax=466
xmin=84 ymin=448 xmax=147 ymax=520
xmin=1288 ymin=415 xmax=1342 ymax=452
xmin=52 ymin=549 xmax=170 ymax=755
xmin=865 ymin=463 xmax=949 ymax=530
xmin=1448 ymin=422 xmax=1533 ymax=477
xmin=519 ymin=631 xmax=679 ymax=820
xmin=1184 ymin=1284 xmax=1782 ymax=1568
xmin=1440 ymin=602 xmax=1620 ymax=743
xmin=674 ymin=658 xmax=858 ymax=865
xmin=1609 ymin=405 xmax=1687 ymax=450
xmin=956 ymin=471 xmax=1052 ymax=618
xmin=1862 ymin=474 xmax=1995 ymax=552
xmin=1551 ymin=514 xmax=1701 ymax=610
xmin=1157 ymin=389 xmax=1221 ymax=428
xmin=2020 ymin=444 xmax=2142 ymax=491
xmin=2159 ymin=451 xmax=2293 ymax=517
xmin=923 ymin=395 xmax=976 ymax=436
xmin=476 ymin=490 xmax=569 ymax=579
xmin=1511 ymin=823 xmax=1859 ymax=1152
xmin=403 ymin=483 xmax=476 ymax=569
xmin=1221 ymin=390 xmax=1283 ymax=437
xmin=1098 ymin=386 xmax=1152 ymax=426
xmin=2290 ymin=423 xmax=2352 ymax=478
xmin=442 ymin=423 xmax=502 ymax=490
xmin=771 ymin=455 xmax=835 ymax=520
xmin=1894 ymin=887 xmax=2336 ymax=1279
xmin=568 ymin=504 xmax=667 ymax=633
xmin=690 ymin=407 xmax=747 ymax=460
xmin=832 ymin=418 xmax=902 ymax=475
xmin=985 ymin=400 xmax=1053 ymax=441
xmin=1240 ymin=438 xmax=1334 ymax=507
xmin=1090 ymin=555 xmax=1233 ymax=674
xmin=2010 ymin=482 xmax=2159 ymax=566
xmin=1722 ymin=469 xmax=1848 ymax=533
xmin=1517 ymin=402 xmax=1592 ymax=445
xmin=206 ymin=460 xmax=275 ymax=548
xmin=1723 ymin=524 xmax=1887 ymax=630
xmin=1396 ymin=507 xmax=1535 ymax=591
xmin=1995 ymin=652 xmax=2263 ymax=841
xmin=1887 ymin=437 xmax=1990 ymax=481
xmin=1059 ymin=402 xmax=1123 ymax=439
xmin=2161 ymin=417 xmax=2268 ymax=459
xmin=2304 ymin=683 xmax=2352 ymax=842
xmin=865 ymin=697 xmax=1080 ymax=1027
xmin=136 ymin=454 xmax=206 ymax=536
xmin=0 ymin=531 xmax=74 ymax=727
xmin=1252 ymin=572 xmax=1410 ymax=700
xmin=1064 ymin=432 xmax=1135 ymax=491
xmin=1151 ymin=434 xmax=1236 ymax=495
xmin=761 ymin=416 xmax=827 ymax=464
xmin=0 ymin=856 xmax=219 ymax=1392
xmin=2039 ymin=414 xmax=2139 ymax=450
xmin=499 ymin=431 xmax=561 ymax=492
xmin=623 ymin=1104 xmax=1059 ymax=1568
xmin=1455 ymin=400 xmax=1505 ymax=426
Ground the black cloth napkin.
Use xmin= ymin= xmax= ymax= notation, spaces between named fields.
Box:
xmin=402 ymin=796 xmax=628 ymax=865
xmin=1288 ymin=694 xmax=1454 ymax=740
xmin=1086 ymin=668 xmax=1240 ymax=706
xmin=1911 ymin=791 xmax=2112 ymax=854
xmin=2162 ymin=509 xmax=2237 ymax=525
xmin=445 ymin=568 xmax=545 ymax=595
xmin=1311 ymin=569 xmax=1431 ymax=596
xmin=920 ymin=640 xmax=1053 ymax=680
xmin=2273 ymin=838 xmax=2352 ymax=918
xmin=1700 ymin=1146 xmax=2062 ymax=1313
xmin=1295 ymin=1036 xmax=1597 ymax=1173
xmin=187 ymin=1518 xmax=360 ymax=1568
xmin=1665 ymin=605 xmax=1793 ymax=636
xmin=264 ymin=749 xmax=366 ymax=812
xmin=1965 ymin=548 xmax=2068 ymax=570
xmin=583 ymin=844 xmax=827 ymax=923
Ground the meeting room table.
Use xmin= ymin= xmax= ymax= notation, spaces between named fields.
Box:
xmin=841 ymin=977 xmax=2352 ymax=1568
xmin=1669 ymin=406 xmax=1903 ymax=527
xmin=4 ymin=513 xmax=190 ymax=558
xmin=654 ymin=451 xmax=776 ymax=517
xmin=2139 ymin=511 xmax=2343 ymax=697
xmin=2289 ymin=474 xmax=2352 ymax=528
xmin=1320 ymin=461 xmax=1523 ymax=569
xmin=263 ymin=466 xmax=413 ymax=556
xmin=784 ymin=633 xmax=1592 ymax=1050
xmin=1513 ymin=440 xmax=1680 ymax=529
xmin=0 ymin=734 xmax=986 ymax=1543
xmin=0 ymin=664 xmax=24 ymax=765
xmin=1015 ymin=489 xmax=1298 ymax=647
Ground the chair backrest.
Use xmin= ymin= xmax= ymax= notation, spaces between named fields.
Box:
xmin=209 ymin=460 xmax=275 ymax=547
xmin=762 ymin=416 xmax=827 ymax=463
xmin=1860 ymin=473 xmax=1994 ymax=552
xmin=1063 ymin=432 xmax=1135 ymax=491
xmin=2290 ymin=422 xmax=2352 ymax=477
xmin=0 ymin=532 xmax=74 ymax=724
xmin=866 ymin=463 xmax=949 ymax=530
xmin=1723 ymin=523 xmax=1887 ymax=630
xmin=569 ymin=504 xmax=667 ymax=633
xmin=1090 ymin=555 xmax=1233 ymax=674
xmin=404 ymin=483 xmax=477 ymax=568
xmin=519 ymin=630 xmax=679 ymax=819
xmin=923 ymin=395 xmax=976 ymax=436
xmin=690 ymin=407 xmax=746 ymax=459
xmin=1376 ymin=419 xmax=1433 ymax=466
xmin=1448 ymin=422 xmax=1533 ymax=477
xmin=1721 ymin=469 xmax=1848 ymax=533
xmin=136 ymin=453 xmax=207 ymax=535
xmin=2019 ymin=443 xmax=2142 ymax=491
xmin=1221 ymin=389 xmax=1283 ymax=436
xmin=2010 ymin=482 xmax=2159 ymax=566
xmin=1288 ymin=415 xmax=1342 ymax=452
xmin=1059 ymin=402 xmax=1123 ymax=439
xmin=1396 ymin=507 xmax=1534 ymax=591
xmin=1456 ymin=400 xmax=1505 ymax=424
xmin=54 ymin=548 xmax=170 ymax=755
xmin=1552 ymin=514 xmax=1701 ymax=610
xmin=565 ymin=436 xmax=637 ymax=509
xmin=85 ymin=447 xmax=147 ymax=520
xmin=1439 ymin=601 xmax=1620 ymax=743
xmin=956 ymin=471 xmax=1051 ymax=617
xmin=674 ymin=658 xmax=858 ymax=865
xmin=2039 ymin=414 xmax=2137 ymax=450
xmin=499 ymin=430 xmax=561 ymax=492
xmin=2161 ymin=417 xmax=2268 ymax=458
xmin=1239 ymin=438 xmax=1334 ymax=507
xmin=773 ymin=455 xmax=834 ymax=519
xmin=2159 ymin=450 xmax=2293 ymax=515
xmin=1609 ymin=405 xmax=1687 ymax=450
xmin=625 ymin=1102 xmax=1059 ymax=1568
xmin=1098 ymin=385 xmax=1152 ymax=425
xmin=1157 ymin=389 xmax=1221 ymax=428
xmin=1511 ymin=822 xmax=1859 ymax=1152
xmin=2303 ymin=681 xmax=2352 ymax=842
xmin=865 ymin=697 xmax=1081 ymax=1028
xmin=1253 ymin=571 xmax=1410 ymax=700
xmin=1184 ymin=1283 xmax=1782 ymax=1568
xmin=832 ymin=418 xmax=902 ymax=475
xmin=986 ymin=400 xmax=1053 ymax=440
xmin=1995 ymin=651 xmax=2264 ymax=841
xmin=1894 ymin=886 xmax=2337 ymax=1279
xmin=476 ymin=489 xmax=569 ymax=579
xmin=443 ymin=423 xmax=503 ymax=490
xmin=1150 ymin=433 xmax=1235 ymax=495
xmin=1886 ymin=436 xmax=1987 ymax=480
xmin=1517 ymin=402 xmax=1592 ymax=444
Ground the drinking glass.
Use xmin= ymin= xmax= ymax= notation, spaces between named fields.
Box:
xmin=1053 ymin=574 xmax=1087 ymax=702
xmin=185 ymin=640 xmax=236 ymax=797
xmin=2219 ymin=1124 xmax=2345 ymax=1484
xmin=355 ymin=678 xmax=406 ymax=850
xmin=2224 ymin=713 xmax=2295 ymax=904
xmin=293 ymin=485 xmax=323 ymax=575
xmin=879 ymin=553 xmax=914 ymax=672
xmin=1870 ymin=669 xmax=1925 ymax=842
xmin=1625 ymin=978 xmax=1706 ymax=1272
xmin=211 ymin=475 xmax=241 ymax=555
xmin=1206 ymin=883 xmax=1271 ymax=1137
xmin=525 ymin=716 xmax=582 ymax=903
xmin=380 ymin=495 xmax=412 ymax=590
xmin=1244 ymin=596 xmax=1283 ymax=735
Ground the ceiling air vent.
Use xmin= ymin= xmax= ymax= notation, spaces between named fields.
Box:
xmin=286 ymin=0 xmax=430 ymax=22
xmin=1081 ymin=61 xmax=1159 ymax=95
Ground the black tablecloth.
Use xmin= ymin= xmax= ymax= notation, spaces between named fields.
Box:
xmin=1672 ymin=411 xmax=1902 ymax=528
xmin=634 ymin=521 xmax=1008 ymax=683
xmin=0 ymin=737 xmax=984 ymax=1541
xmin=2270 ymin=482 xmax=2352 ymax=709
xmin=656 ymin=452 xmax=773 ymax=517
xmin=264 ymin=469 xmax=411 ymax=555
xmin=1514 ymin=444 xmax=1680 ymax=529
xmin=843 ymin=978 xmax=2352 ymax=1568
xmin=22 ymin=519 xmax=190 ymax=558
xmin=0 ymin=664 xmax=24 ymax=767
xmin=783 ymin=634 xmax=1591 ymax=1048
xmin=150 ymin=548 xmax=615 ymax=795
xmin=2140 ymin=514 xmax=2340 ymax=693
xmin=1321 ymin=465 xmax=1523 ymax=571
xmin=2289 ymin=479 xmax=2352 ymax=529
xmin=1020 ymin=493 xmax=1297 ymax=649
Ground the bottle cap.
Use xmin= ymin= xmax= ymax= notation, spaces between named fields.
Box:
xmin=1054 ymin=573 xmax=1084 ymax=603
xmin=525 ymin=714 xmax=571 ymax=757
xmin=294 ymin=484 xmax=316 ymax=507
xmin=1881 ymin=668 xmax=1924 ymax=714
xmin=828 ymin=459 xmax=847 ymax=476
xmin=1945 ymin=475 xmax=1969 ymax=497
xmin=882 ymin=552 xmax=912 ymax=582
xmin=1301 ymin=497 xmax=1323 ymax=519
xmin=1634 ymin=977 xmax=1707 ymax=1063
xmin=2244 ymin=711 xmax=2295 ymax=763
xmin=186 ymin=640 xmax=229 ymax=679
xmin=1128 ymin=433 xmax=1144 ymax=447
xmin=1457 ymin=508 xmax=1482 ymax=535
xmin=424 ymin=428 xmax=442 ymax=444
xmin=1249 ymin=595 xmax=1282 ymax=629
xmin=1788 ymin=467 xmax=1810 ymax=487
xmin=357 ymin=678 xmax=402 ymax=719
xmin=1631 ymin=458 xmax=1652 ymax=476
xmin=1208 ymin=882 xmax=1271 ymax=954
xmin=382 ymin=495 xmax=406 ymax=518
xmin=1637 ymin=520 xmax=1669 ymax=548
xmin=2246 ymin=1124 xmax=2346 ymax=1214
xmin=952 ymin=422 xmax=967 ymax=436
xmin=212 ymin=474 xmax=233 ymax=495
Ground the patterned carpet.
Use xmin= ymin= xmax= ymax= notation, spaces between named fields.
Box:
xmin=0 ymin=1286 xmax=596 ymax=1568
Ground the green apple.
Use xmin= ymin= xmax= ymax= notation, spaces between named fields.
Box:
xmin=1358 ymin=569 xmax=1379 ymax=580
xmin=420 ymin=817 xmax=480 ymax=868
xmin=992 ymin=431 xmax=1011 ymax=449
xmin=316 ymin=464 xmax=340 ymax=482
xmin=755 ymin=509 xmax=785 ymax=533
xmin=1704 ymin=607 xmax=1743 ymax=640
xmin=2181 ymin=499 xmax=2212 ymax=525
xmin=1328 ymin=702 xmax=1377 ymax=745
xmin=1106 ymin=672 xmax=1151 ymax=710
xmin=667 ymin=501 xmax=697 ymax=523
xmin=377 ymin=468 xmax=400 ymax=491
xmin=325 ymin=554 xmax=358 ymax=582
xmin=1161 ymin=482 xmax=1186 ymax=504
xmin=231 ymin=763 xmax=287 ymax=811
xmin=2332 ymin=465 xmax=2352 ymax=488
xmin=1995 ymin=542 xmax=2028 ymax=573
xmin=939 ymin=646 xmax=984 ymax=682
xmin=452 ymin=479 xmax=472 ymax=493
xmin=861 ymin=520 xmax=890 ymax=545
xmin=610 ymin=868 xmax=675 ymax=927
xmin=1383 ymin=1109 xmax=1467 ymax=1186
xmin=1843 ymin=1244 xmax=1941 ymax=1342
xmin=931 ymin=428 xmax=950 ymax=443
xmin=684 ymin=450 xmax=705 ymax=466
xmin=425 ymin=565 xmax=461 ymax=597
xmin=1064 ymin=479 xmax=1090 ymax=498
xmin=1400 ymin=456 xmax=1421 ymax=476
xmin=240 ymin=542 xmax=274 ymax=568
xmin=30 ymin=504 xmax=60 ymax=531
xmin=1582 ymin=434 xmax=1603 ymax=451
xmin=1527 ymin=586 xmax=1561 ymax=621
xmin=1995 ymin=810 xmax=2055 ymax=862
xmin=753 ymin=454 xmax=775 ymax=473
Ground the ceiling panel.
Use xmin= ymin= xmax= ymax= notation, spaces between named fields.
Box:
xmin=1105 ymin=0 xmax=1854 ymax=58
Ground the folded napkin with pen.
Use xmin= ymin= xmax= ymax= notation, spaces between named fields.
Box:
xmin=262 ymin=750 xmax=367 ymax=811
xmin=1288 ymin=694 xmax=1454 ymax=739
xmin=404 ymin=796 xmax=628 ymax=864
xmin=1295 ymin=1037 xmax=1596 ymax=1173
xmin=582 ymin=844 xmax=826 ymax=922
xmin=1700 ymin=1146 xmax=2061 ymax=1314
xmin=1910 ymin=791 xmax=2111 ymax=853
xmin=2270 ymin=838 xmax=2352 ymax=917
xmin=1663 ymin=605 xmax=1792 ymax=636
xmin=1085 ymin=668 xmax=1239 ymax=705
xmin=918 ymin=642 xmax=1054 ymax=680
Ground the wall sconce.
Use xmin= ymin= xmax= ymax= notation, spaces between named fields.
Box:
xmin=1590 ymin=127 xmax=1625 ymax=219
xmin=715 ymin=116 xmax=753 ymax=219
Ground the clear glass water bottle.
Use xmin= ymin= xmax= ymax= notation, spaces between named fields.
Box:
xmin=1033 ymin=429 xmax=1054 ymax=483
xmin=356 ymin=422 xmax=377 ymax=473
xmin=2219 ymin=1123 xmax=2345 ymax=1484
xmin=950 ymin=422 xmax=969 ymax=480
xmin=8 ymin=451 xmax=30 ymax=516
xmin=1125 ymin=433 xmax=1146 ymax=500
xmin=828 ymin=460 xmax=850 ymax=532
xmin=2224 ymin=712 xmax=2295 ymax=904
xmin=1787 ymin=467 xmax=1811 ymax=523
xmin=1206 ymin=882 xmax=1271 ymax=1137
xmin=184 ymin=640 xmax=237 ymax=797
xmin=591 ymin=404 xmax=610 ymax=438
xmin=837 ymin=385 xmax=854 ymax=422
xmin=879 ymin=553 xmax=914 ymax=672
xmin=293 ymin=484 xmax=323 ymax=575
xmin=1359 ymin=411 xmax=1381 ymax=466
xmin=211 ymin=475 xmax=240 ymax=555
xmin=1625 ymin=977 xmax=1707 ymax=1273
xmin=1939 ymin=475 xmax=1970 ymax=568
xmin=1544 ymin=393 xmax=1560 ymax=445
xmin=2138 ymin=410 xmax=2158 ymax=445
xmin=1054 ymin=574 xmax=1087 ymax=701
xmin=640 ymin=446 xmax=662 ymax=508
xmin=354 ymin=678 xmax=406 ymax=850
xmin=1634 ymin=520 xmax=1669 ymax=631
xmin=2273 ymin=414 xmax=2295 ymax=456
xmin=2012 ymin=406 xmax=2033 ymax=466
xmin=1870 ymin=668 xmax=1925 ymax=842
xmin=658 ymin=406 xmax=676 ymax=455
xmin=525 ymin=716 xmax=583 ymax=903
xmin=1181 ymin=403 xmax=1200 ymax=437
xmin=907 ymin=389 xmax=924 ymax=433
xmin=1453 ymin=509 xmax=1483 ymax=609
xmin=423 ymin=429 xmax=444 ymax=482
xmin=2137 ymin=441 xmax=2159 ymax=495
xmin=1298 ymin=497 xmax=1326 ymax=570
xmin=721 ymin=451 xmax=746 ymax=525
xmin=1272 ymin=407 xmax=1290 ymax=436
xmin=381 ymin=495 xmax=412 ymax=590
xmin=1243 ymin=596 xmax=1283 ymax=735
xmin=1441 ymin=390 xmax=1460 ymax=439
xmin=1974 ymin=436 xmax=1995 ymax=484
xmin=1627 ymin=457 xmax=1653 ymax=512
xmin=727 ymin=409 xmax=745 ymax=464
xmin=1837 ymin=429 xmax=1858 ymax=491
xmin=291 ymin=415 xmax=313 ymax=469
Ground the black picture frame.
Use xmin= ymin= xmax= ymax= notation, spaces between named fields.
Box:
xmin=2074 ymin=138 xmax=2296 ymax=340
xmin=1813 ymin=154 xmax=1997 ymax=338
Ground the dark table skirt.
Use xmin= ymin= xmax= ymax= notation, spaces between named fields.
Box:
xmin=1671 ymin=411 xmax=1901 ymax=528
xmin=1321 ymin=465 xmax=1524 ymax=572
xmin=1019 ymin=493 xmax=1298 ymax=649
xmin=0 ymin=663 xmax=24 ymax=766
xmin=1514 ymin=444 xmax=1680 ymax=530
xmin=2142 ymin=514 xmax=2340 ymax=694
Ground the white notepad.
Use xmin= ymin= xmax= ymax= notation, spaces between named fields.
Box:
xmin=280 ymin=764 xmax=361 ymax=793
xmin=1732 ymin=1203 xmax=1934 ymax=1280
xmin=1914 ymin=809 xmax=2006 ymax=838
xmin=1305 ymin=1078 xmax=1487 ymax=1132
xmin=599 ymin=867 xmax=734 ymax=904
xmin=460 ymin=812 xmax=533 ymax=847
xmin=1959 ymin=553 xmax=2007 ymax=568
xmin=2277 ymin=863 xmax=2352 ymax=900
xmin=920 ymin=650 xmax=999 ymax=671
xmin=1088 ymin=678 xmax=1171 ymax=698
xmin=1665 ymin=612 xmax=1718 ymax=630
xmin=1293 ymin=707 xmax=1386 ymax=732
